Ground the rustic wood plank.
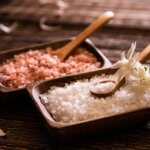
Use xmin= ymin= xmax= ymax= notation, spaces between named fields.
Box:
xmin=1 ymin=23 xmax=150 ymax=61
xmin=0 ymin=0 xmax=150 ymax=29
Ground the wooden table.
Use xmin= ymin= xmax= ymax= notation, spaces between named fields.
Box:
xmin=0 ymin=0 xmax=150 ymax=149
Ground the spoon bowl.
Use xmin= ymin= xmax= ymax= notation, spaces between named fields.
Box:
xmin=90 ymin=79 xmax=125 ymax=98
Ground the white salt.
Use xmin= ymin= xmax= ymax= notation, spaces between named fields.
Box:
xmin=40 ymin=75 xmax=150 ymax=123
xmin=90 ymin=81 xmax=116 ymax=93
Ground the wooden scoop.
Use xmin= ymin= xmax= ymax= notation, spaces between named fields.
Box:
xmin=90 ymin=45 xmax=150 ymax=97
xmin=52 ymin=11 xmax=114 ymax=61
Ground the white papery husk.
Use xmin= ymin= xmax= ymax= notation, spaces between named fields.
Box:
xmin=0 ymin=129 xmax=6 ymax=137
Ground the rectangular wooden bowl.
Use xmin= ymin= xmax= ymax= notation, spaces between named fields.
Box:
xmin=26 ymin=68 xmax=150 ymax=141
xmin=0 ymin=38 xmax=112 ymax=94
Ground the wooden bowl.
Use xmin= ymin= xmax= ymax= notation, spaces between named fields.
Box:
xmin=0 ymin=38 xmax=111 ymax=94
xmin=26 ymin=68 xmax=150 ymax=141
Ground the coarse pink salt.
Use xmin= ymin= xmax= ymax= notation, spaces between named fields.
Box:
xmin=0 ymin=47 xmax=101 ymax=88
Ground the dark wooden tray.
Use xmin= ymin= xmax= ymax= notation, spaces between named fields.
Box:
xmin=26 ymin=68 xmax=150 ymax=141
xmin=0 ymin=38 xmax=112 ymax=93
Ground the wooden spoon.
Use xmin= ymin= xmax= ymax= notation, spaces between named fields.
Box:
xmin=52 ymin=11 xmax=114 ymax=61
xmin=90 ymin=45 xmax=150 ymax=97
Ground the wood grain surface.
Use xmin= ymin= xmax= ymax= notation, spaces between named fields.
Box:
xmin=0 ymin=0 xmax=150 ymax=149
xmin=0 ymin=0 xmax=150 ymax=29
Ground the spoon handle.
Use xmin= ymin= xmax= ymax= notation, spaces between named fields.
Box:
xmin=138 ymin=45 xmax=150 ymax=63
xmin=58 ymin=11 xmax=114 ymax=60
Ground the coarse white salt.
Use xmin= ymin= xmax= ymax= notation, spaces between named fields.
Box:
xmin=40 ymin=75 xmax=150 ymax=123
xmin=90 ymin=81 xmax=116 ymax=93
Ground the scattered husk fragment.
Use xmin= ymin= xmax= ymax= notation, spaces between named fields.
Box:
xmin=0 ymin=22 xmax=18 ymax=34
xmin=0 ymin=129 xmax=6 ymax=137
xmin=40 ymin=17 xmax=61 ymax=31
